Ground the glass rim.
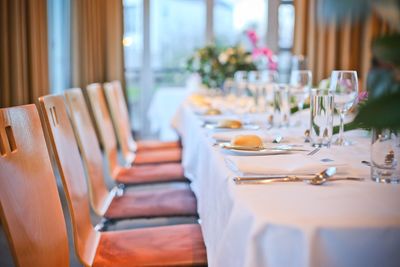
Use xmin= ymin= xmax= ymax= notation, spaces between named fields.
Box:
xmin=331 ymin=70 xmax=358 ymax=74
xmin=310 ymin=88 xmax=333 ymax=95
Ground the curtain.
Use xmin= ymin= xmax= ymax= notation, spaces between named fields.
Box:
xmin=293 ymin=0 xmax=393 ymax=88
xmin=70 ymin=0 xmax=125 ymax=89
xmin=0 ymin=0 xmax=49 ymax=107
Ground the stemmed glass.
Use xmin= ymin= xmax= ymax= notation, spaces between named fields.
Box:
xmin=329 ymin=70 xmax=358 ymax=146
xmin=289 ymin=70 xmax=312 ymax=125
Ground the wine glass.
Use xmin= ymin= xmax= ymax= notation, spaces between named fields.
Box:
xmin=289 ymin=70 xmax=312 ymax=125
xmin=329 ymin=70 xmax=358 ymax=146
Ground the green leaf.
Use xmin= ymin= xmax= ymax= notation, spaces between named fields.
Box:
xmin=366 ymin=68 xmax=400 ymax=99
xmin=291 ymin=104 xmax=310 ymax=114
xmin=333 ymin=121 xmax=363 ymax=135
xmin=372 ymin=34 xmax=400 ymax=67
xmin=354 ymin=91 xmax=400 ymax=129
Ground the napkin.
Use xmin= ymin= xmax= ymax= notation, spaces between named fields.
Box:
xmin=225 ymin=152 xmax=350 ymax=176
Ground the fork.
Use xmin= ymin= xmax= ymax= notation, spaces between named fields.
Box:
xmin=307 ymin=147 xmax=320 ymax=156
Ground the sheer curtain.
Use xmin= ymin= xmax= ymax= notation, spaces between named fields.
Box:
xmin=0 ymin=0 xmax=49 ymax=107
xmin=292 ymin=0 xmax=393 ymax=88
xmin=70 ymin=0 xmax=125 ymax=89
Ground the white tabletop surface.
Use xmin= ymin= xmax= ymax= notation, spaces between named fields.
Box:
xmin=172 ymin=97 xmax=400 ymax=267
xmin=147 ymin=87 xmax=189 ymax=141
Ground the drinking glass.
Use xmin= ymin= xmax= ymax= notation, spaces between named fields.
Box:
xmin=273 ymin=84 xmax=290 ymax=127
xmin=309 ymin=89 xmax=334 ymax=147
xmin=371 ymin=129 xmax=400 ymax=184
xmin=260 ymin=70 xmax=278 ymax=122
xmin=248 ymin=71 xmax=263 ymax=112
xmin=234 ymin=71 xmax=248 ymax=97
xmin=290 ymin=70 xmax=312 ymax=112
xmin=329 ymin=70 xmax=358 ymax=146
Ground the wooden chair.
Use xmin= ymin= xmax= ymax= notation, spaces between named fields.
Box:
xmin=40 ymin=93 xmax=198 ymax=223
xmin=0 ymin=104 xmax=69 ymax=267
xmin=104 ymin=80 xmax=181 ymax=158
xmin=2 ymin=104 xmax=207 ymax=266
xmin=65 ymin=88 xmax=188 ymax=185
xmin=87 ymin=83 xmax=181 ymax=165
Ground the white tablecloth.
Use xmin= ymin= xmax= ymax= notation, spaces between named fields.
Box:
xmin=172 ymin=101 xmax=400 ymax=267
xmin=147 ymin=87 xmax=189 ymax=141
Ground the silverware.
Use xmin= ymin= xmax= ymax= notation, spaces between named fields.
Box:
xmin=234 ymin=173 xmax=316 ymax=181
xmin=307 ymin=147 xmax=320 ymax=156
xmin=234 ymin=167 xmax=336 ymax=184
xmin=361 ymin=160 xmax=371 ymax=166
xmin=272 ymin=135 xmax=283 ymax=143
xmin=220 ymin=144 xmax=309 ymax=152
xmin=305 ymin=176 xmax=364 ymax=185
xmin=304 ymin=167 xmax=336 ymax=185
xmin=234 ymin=176 xmax=301 ymax=184
xmin=235 ymin=166 xmax=364 ymax=185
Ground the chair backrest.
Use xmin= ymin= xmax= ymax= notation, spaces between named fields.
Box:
xmin=64 ymin=88 xmax=114 ymax=215
xmin=86 ymin=83 xmax=123 ymax=177
xmin=39 ymin=95 xmax=100 ymax=267
xmin=104 ymin=81 xmax=138 ymax=161
xmin=0 ymin=105 xmax=69 ymax=267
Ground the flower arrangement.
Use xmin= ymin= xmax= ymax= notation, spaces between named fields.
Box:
xmin=246 ymin=29 xmax=278 ymax=70
xmin=186 ymin=45 xmax=256 ymax=88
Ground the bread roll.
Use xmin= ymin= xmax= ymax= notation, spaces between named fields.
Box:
xmin=231 ymin=135 xmax=263 ymax=148
xmin=217 ymin=119 xmax=242 ymax=129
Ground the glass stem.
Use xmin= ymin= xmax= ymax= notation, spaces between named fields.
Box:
xmin=339 ymin=111 xmax=345 ymax=142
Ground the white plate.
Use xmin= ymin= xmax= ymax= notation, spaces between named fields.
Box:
xmin=218 ymin=143 xmax=292 ymax=156
xmin=204 ymin=123 xmax=260 ymax=131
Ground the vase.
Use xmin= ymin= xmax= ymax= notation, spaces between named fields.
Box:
xmin=371 ymin=128 xmax=400 ymax=183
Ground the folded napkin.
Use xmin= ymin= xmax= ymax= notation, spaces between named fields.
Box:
xmin=225 ymin=152 xmax=350 ymax=176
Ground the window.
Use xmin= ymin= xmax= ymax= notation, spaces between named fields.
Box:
xmin=214 ymin=0 xmax=267 ymax=47
xmin=48 ymin=0 xmax=71 ymax=94
xmin=123 ymin=0 xmax=294 ymax=137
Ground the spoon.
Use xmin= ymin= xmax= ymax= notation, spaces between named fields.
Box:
xmin=305 ymin=167 xmax=336 ymax=185
xmin=304 ymin=167 xmax=364 ymax=185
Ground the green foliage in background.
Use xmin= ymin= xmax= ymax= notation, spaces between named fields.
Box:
xmin=186 ymin=45 xmax=256 ymax=88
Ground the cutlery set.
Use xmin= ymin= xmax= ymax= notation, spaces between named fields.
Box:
xmin=233 ymin=167 xmax=365 ymax=186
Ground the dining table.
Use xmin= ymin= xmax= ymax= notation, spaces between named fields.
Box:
xmin=172 ymin=94 xmax=400 ymax=267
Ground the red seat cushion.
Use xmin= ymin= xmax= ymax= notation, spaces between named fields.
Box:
xmin=134 ymin=148 xmax=182 ymax=165
xmin=93 ymin=224 xmax=207 ymax=267
xmin=137 ymin=140 xmax=181 ymax=152
xmin=104 ymin=187 xmax=197 ymax=219
xmin=115 ymin=163 xmax=187 ymax=185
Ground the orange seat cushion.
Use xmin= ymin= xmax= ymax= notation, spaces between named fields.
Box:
xmin=93 ymin=224 xmax=207 ymax=267
xmin=136 ymin=140 xmax=181 ymax=152
xmin=104 ymin=187 xmax=198 ymax=219
xmin=134 ymin=147 xmax=182 ymax=165
xmin=115 ymin=163 xmax=187 ymax=185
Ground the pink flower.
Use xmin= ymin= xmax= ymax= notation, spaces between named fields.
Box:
xmin=357 ymin=91 xmax=368 ymax=102
xmin=252 ymin=47 xmax=274 ymax=59
xmin=246 ymin=30 xmax=259 ymax=46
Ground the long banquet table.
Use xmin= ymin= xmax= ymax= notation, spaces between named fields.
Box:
xmin=172 ymin=98 xmax=400 ymax=267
